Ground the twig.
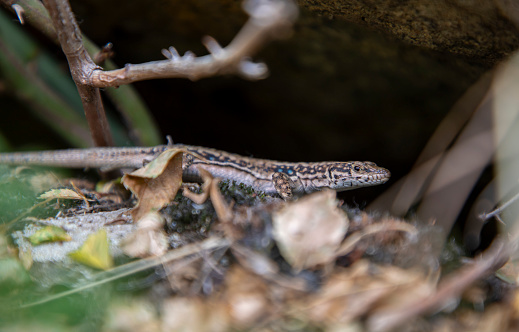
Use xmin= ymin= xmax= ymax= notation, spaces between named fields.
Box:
xmin=1 ymin=0 xmax=296 ymax=146
xmin=42 ymin=0 xmax=113 ymax=147
xmin=89 ymin=0 xmax=298 ymax=87
xmin=479 ymin=189 xmax=519 ymax=223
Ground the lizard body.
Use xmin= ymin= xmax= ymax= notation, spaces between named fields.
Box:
xmin=0 ymin=144 xmax=390 ymax=199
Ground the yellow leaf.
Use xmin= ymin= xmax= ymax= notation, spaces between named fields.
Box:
xmin=69 ymin=228 xmax=113 ymax=270
xmin=27 ymin=225 xmax=72 ymax=245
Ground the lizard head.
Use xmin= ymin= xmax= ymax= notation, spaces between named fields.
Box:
xmin=324 ymin=161 xmax=391 ymax=192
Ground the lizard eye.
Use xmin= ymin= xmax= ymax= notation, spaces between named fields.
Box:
xmin=354 ymin=165 xmax=361 ymax=172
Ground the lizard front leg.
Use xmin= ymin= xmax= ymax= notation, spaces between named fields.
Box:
xmin=272 ymin=172 xmax=299 ymax=200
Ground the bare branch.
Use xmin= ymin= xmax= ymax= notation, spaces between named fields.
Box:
xmin=42 ymin=0 xmax=113 ymax=147
xmin=1 ymin=0 xmax=297 ymax=146
xmin=90 ymin=0 xmax=298 ymax=87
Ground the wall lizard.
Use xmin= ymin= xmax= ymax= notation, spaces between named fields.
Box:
xmin=0 ymin=143 xmax=390 ymax=199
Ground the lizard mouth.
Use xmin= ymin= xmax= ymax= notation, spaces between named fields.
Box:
xmin=366 ymin=171 xmax=391 ymax=184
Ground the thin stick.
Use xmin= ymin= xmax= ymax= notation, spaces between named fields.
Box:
xmin=479 ymin=190 xmax=519 ymax=222
xmin=42 ymin=0 xmax=113 ymax=147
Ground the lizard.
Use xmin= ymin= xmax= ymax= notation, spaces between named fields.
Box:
xmin=0 ymin=142 xmax=390 ymax=200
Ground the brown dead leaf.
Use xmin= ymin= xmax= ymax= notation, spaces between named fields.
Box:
xmin=336 ymin=218 xmax=418 ymax=257
xmin=122 ymin=149 xmax=183 ymax=221
xmin=223 ymin=266 xmax=273 ymax=328
xmin=103 ymin=297 xmax=160 ymax=332
xmin=367 ymin=238 xmax=509 ymax=332
xmin=512 ymin=289 xmax=519 ymax=320
xmin=272 ymin=190 xmax=348 ymax=271
xmin=303 ymin=261 xmax=393 ymax=324
xmin=161 ymin=297 xmax=230 ymax=332
xmin=122 ymin=212 xmax=168 ymax=258
xmin=163 ymin=256 xmax=203 ymax=294
xmin=231 ymin=244 xmax=307 ymax=291
xmin=303 ymin=260 xmax=432 ymax=326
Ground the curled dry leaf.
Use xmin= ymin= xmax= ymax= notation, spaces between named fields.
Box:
xmin=122 ymin=212 xmax=168 ymax=258
xmin=272 ymin=190 xmax=348 ymax=270
xmin=122 ymin=149 xmax=183 ymax=221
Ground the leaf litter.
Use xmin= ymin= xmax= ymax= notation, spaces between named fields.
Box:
xmin=2 ymin=148 xmax=518 ymax=331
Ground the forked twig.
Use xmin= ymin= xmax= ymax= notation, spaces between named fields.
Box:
xmin=90 ymin=0 xmax=298 ymax=86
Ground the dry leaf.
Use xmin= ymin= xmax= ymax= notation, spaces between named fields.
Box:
xmin=69 ymin=228 xmax=113 ymax=270
xmin=122 ymin=149 xmax=183 ymax=221
xmin=336 ymin=218 xmax=418 ymax=257
xmin=223 ymin=266 xmax=272 ymax=328
xmin=161 ymin=297 xmax=229 ymax=332
xmin=38 ymin=188 xmax=89 ymax=202
xmin=304 ymin=260 xmax=432 ymax=326
xmin=272 ymin=190 xmax=348 ymax=270
xmin=163 ymin=256 xmax=203 ymax=294
xmin=122 ymin=212 xmax=168 ymax=258
xmin=103 ymin=297 xmax=160 ymax=332
xmin=231 ymin=244 xmax=307 ymax=291
xmin=26 ymin=225 xmax=72 ymax=245
xmin=304 ymin=261 xmax=393 ymax=324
